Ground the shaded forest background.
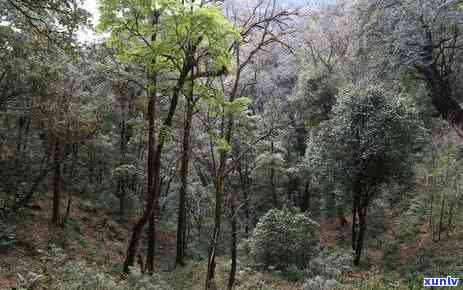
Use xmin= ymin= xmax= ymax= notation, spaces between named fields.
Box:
xmin=1 ymin=0 xmax=463 ymax=289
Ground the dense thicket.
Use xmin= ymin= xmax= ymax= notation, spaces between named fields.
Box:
xmin=2 ymin=0 xmax=463 ymax=289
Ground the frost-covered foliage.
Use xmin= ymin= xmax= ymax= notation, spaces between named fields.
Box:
xmin=303 ymin=276 xmax=340 ymax=290
xmin=302 ymin=249 xmax=351 ymax=290
xmin=363 ymin=0 xmax=463 ymax=73
xmin=307 ymin=84 xmax=424 ymax=212
xmin=305 ymin=250 xmax=352 ymax=280
xmin=51 ymin=261 xmax=172 ymax=290
xmin=249 ymin=208 xmax=319 ymax=270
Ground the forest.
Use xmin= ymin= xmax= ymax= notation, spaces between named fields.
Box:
xmin=1 ymin=0 xmax=463 ymax=289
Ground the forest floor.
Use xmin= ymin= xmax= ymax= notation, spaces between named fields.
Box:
xmin=1 ymin=193 xmax=462 ymax=289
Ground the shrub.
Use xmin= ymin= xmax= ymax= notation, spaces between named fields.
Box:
xmin=51 ymin=261 xmax=172 ymax=290
xmin=303 ymin=276 xmax=340 ymax=290
xmin=0 ymin=223 xmax=15 ymax=251
xmin=305 ymin=249 xmax=352 ymax=280
xmin=249 ymin=208 xmax=319 ymax=270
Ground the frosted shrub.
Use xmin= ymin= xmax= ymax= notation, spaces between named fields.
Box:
xmin=127 ymin=267 xmax=172 ymax=290
xmin=51 ymin=261 xmax=172 ymax=290
xmin=303 ymin=276 xmax=340 ymax=290
xmin=305 ymin=250 xmax=352 ymax=279
xmin=302 ymin=250 xmax=352 ymax=290
xmin=249 ymin=208 xmax=319 ymax=270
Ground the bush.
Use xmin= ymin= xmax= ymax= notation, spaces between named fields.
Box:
xmin=305 ymin=249 xmax=352 ymax=280
xmin=249 ymin=208 xmax=319 ymax=270
xmin=0 ymin=223 xmax=15 ymax=251
xmin=51 ymin=261 xmax=172 ymax=290
xmin=302 ymin=249 xmax=352 ymax=289
xmin=303 ymin=276 xmax=340 ymax=290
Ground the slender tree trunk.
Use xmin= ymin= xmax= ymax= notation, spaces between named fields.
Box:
xmin=125 ymin=45 xmax=190 ymax=274
xmin=119 ymin=99 xmax=128 ymax=220
xmin=124 ymin=13 xmax=159 ymax=271
xmin=206 ymin=68 xmax=239 ymax=289
xmin=63 ymin=144 xmax=78 ymax=225
xmin=147 ymin=201 xmax=157 ymax=273
xmin=228 ymin=189 xmax=237 ymax=290
xmin=438 ymin=195 xmax=446 ymax=241
xmin=429 ymin=190 xmax=434 ymax=238
xmin=301 ymin=178 xmax=310 ymax=212
xmin=353 ymin=208 xmax=366 ymax=266
xmin=52 ymin=139 xmax=61 ymax=226
xmin=120 ymin=180 xmax=126 ymax=220
xmin=447 ymin=202 xmax=454 ymax=238
xmin=238 ymin=165 xmax=250 ymax=237
xmin=351 ymin=193 xmax=358 ymax=251
xmin=206 ymin=155 xmax=225 ymax=290
xmin=270 ymin=140 xmax=277 ymax=208
xmin=176 ymin=89 xmax=194 ymax=266
xmin=146 ymin=66 xmax=189 ymax=274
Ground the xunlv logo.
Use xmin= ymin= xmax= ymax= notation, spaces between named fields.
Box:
xmin=423 ymin=276 xmax=460 ymax=287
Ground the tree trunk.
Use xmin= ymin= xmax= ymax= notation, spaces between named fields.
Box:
xmin=124 ymin=15 xmax=159 ymax=271
xmin=353 ymin=209 xmax=366 ymax=266
xmin=228 ymin=190 xmax=237 ymax=290
xmin=147 ymin=203 xmax=157 ymax=273
xmin=119 ymin=180 xmax=126 ymax=220
xmin=63 ymin=144 xmax=78 ymax=225
xmin=176 ymin=89 xmax=194 ymax=266
xmin=119 ymin=98 xmax=128 ymax=221
xmin=206 ymin=80 xmax=238 ymax=289
xmin=205 ymin=155 xmax=225 ymax=290
xmin=438 ymin=195 xmax=446 ymax=241
xmin=301 ymin=178 xmax=311 ymax=212
xmin=52 ymin=139 xmax=61 ymax=226
xmin=125 ymin=41 xmax=190 ymax=274
xmin=351 ymin=193 xmax=358 ymax=251
xmin=238 ymin=165 xmax=250 ymax=237
xmin=270 ymin=141 xmax=277 ymax=208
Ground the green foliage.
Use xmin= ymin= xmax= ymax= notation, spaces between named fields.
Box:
xmin=249 ymin=208 xmax=319 ymax=270
xmin=98 ymin=0 xmax=239 ymax=73
xmin=382 ymin=239 xmax=401 ymax=271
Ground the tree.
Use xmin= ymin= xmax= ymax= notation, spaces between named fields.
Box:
xmin=2 ymin=0 xmax=89 ymax=48
xmin=362 ymin=0 xmax=463 ymax=141
xmin=204 ymin=0 xmax=297 ymax=287
xmin=308 ymin=84 xmax=423 ymax=265
xmin=98 ymin=0 xmax=238 ymax=273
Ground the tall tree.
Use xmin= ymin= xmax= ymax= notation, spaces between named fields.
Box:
xmin=98 ymin=0 xmax=237 ymax=273
xmin=362 ymin=0 xmax=463 ymax=141
xmin=308 ymin=84 xmax=423 ymax=265
xmin=205 ymin=0 xmax=296 ymax=288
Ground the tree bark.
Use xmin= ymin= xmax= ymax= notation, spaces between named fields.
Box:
xmin=237 ymin=164 xmax=250 ymax=237
xmin=176 ymin=84 xmax=194 ymax=267
xmin=205 ymin=67 xmax=240 ymax=289
xmin=63 ymin=144 xmax=78 ymax=225
xmin=119 ymin=97 xmax=128 ymax=220
xmin=438 ymin=195 xmax=446 ymax=241
xmin=123 ymin=12 xmax=159 ymax=272
xmin=228 ymin=189 xmax=237 ymax=290
xmin=52 ymin=139 xmax=62 ymax=226
xmin=353 ymin=208 xmax=366 ymax=266
xmin=301 ymin=178 xmax=311 ymax=212
xmin=270 ymin=140 xmax=277 ymax=208
xmin=124 ymin=44 xmax=190 ymax=274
